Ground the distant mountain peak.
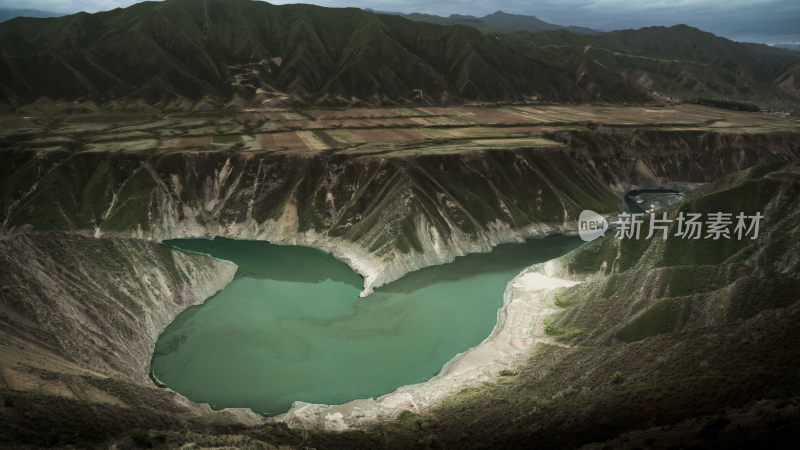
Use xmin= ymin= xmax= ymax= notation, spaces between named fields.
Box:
xmin=488 ymin=11 xmax=530 ymax=17
xmin=404 ymin=9 xmax=600 ymax=35
xmin=0 ymin=8 xmax=62 ymax=23
xmin=448 ymin=14 xmax=479 ymax=20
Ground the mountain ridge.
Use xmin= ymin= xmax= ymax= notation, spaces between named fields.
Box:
xmin=401 ymin=10 xmax=601 ymax=35
xmin=0 ymin=8 xmax=62 ymax=23
xmin=0 ymin=0 xmax=798 ymax=109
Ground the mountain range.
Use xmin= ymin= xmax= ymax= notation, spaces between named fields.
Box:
xmin=387 ymin=10 xmax=601 ymax=35
xmin=0 ymin=8 xmax=61 ymax=23
xmin=0 ymin=0 xmax=798 ymax=109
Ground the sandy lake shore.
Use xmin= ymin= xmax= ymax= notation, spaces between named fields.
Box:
xmin=272 ymin=259 xmax=579 ymax=431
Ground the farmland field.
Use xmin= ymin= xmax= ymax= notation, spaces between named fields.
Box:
xmin=3 ymin=104 xmax=797 ymax=156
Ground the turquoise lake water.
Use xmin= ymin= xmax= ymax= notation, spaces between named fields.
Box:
xmin=151 ymin=235 xmax=581 ymax=415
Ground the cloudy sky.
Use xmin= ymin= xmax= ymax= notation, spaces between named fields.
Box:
xmin=1 ymin=0 xmax=798 ymax=44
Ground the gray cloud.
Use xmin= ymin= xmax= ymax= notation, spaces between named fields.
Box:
xmin=0 ymin=0 xmax=138 ymax=13
xmin=1 ymin=0 xmax=797 ymax=44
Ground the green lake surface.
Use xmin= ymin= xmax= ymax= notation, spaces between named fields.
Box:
xmin=151 ymin=235 xmax=581 ymax=415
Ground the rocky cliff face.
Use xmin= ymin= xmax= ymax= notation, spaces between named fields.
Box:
xmin=141 ymin=149 xmax=614 ymax=295
xmin=0 ymin=236 xmax=268 ymax=445
xmin=2 ymin=129 xmax=798 ymax=295
xmin=0 ymin=233 xmax=236 ymax=385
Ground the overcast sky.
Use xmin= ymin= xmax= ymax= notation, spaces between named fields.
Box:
xmin=1 ymin=0 xmax=798 ymax=44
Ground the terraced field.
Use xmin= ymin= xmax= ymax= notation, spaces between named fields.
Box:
xmin=3 ymin=104 xmax=797 ymax=157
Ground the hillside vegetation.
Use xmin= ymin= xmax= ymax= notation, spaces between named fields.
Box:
xmin=1 ymin=0 xmax=798 ymax=108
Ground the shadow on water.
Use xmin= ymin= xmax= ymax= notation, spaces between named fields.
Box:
xmin=379 ymin=234 xmax=582 ymax=294
xmin=155 ymin=233 xmax=585 ymax=415
xmin=165 ymin=238 xmax=363 ymax=288
xmin=166 ymin=234 xmax=583 ymax=295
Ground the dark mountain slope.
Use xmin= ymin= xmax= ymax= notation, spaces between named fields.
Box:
xmin=0 ymin=0 xmax=630 ymax=108
xmin=0 ymin=1 xmax=798 ymax=108
xmin=505 ymin=25 xmax=800 ymax=104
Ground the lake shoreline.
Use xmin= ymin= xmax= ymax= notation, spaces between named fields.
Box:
xmin=152 ymin=235 xmax=582 ymax=417
xmin=271 ymin=258 xmax=581 ymax=431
